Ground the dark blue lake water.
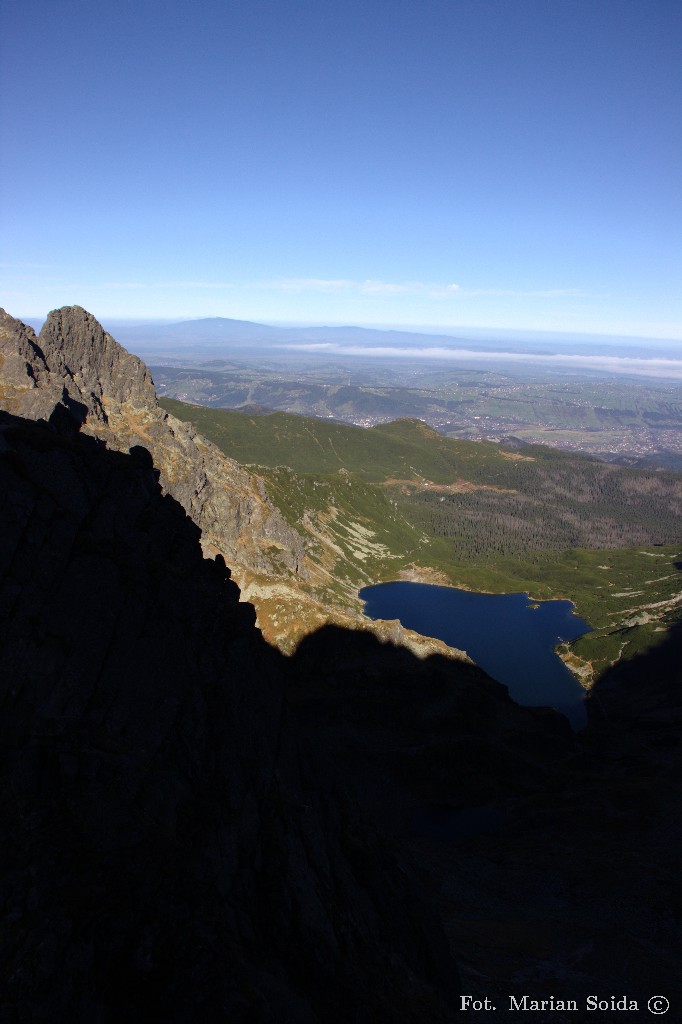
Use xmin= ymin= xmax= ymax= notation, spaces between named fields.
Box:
xmin=359 ymin=581 xmax=591 ymax=730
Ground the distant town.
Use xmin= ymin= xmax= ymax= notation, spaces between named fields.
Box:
xmin=151 ymin=357 xmax=682 ymax=466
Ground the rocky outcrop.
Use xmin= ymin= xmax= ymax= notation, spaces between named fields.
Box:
xmin=0 ymin=309 xmax=53 ymax=418
xmin=34 ymin=304 xmax=158 ymax=421
xmin=0 ymin=409 xmax=460 ymax=1022
xmin=0 ymin=306 xmax=307 ymax=582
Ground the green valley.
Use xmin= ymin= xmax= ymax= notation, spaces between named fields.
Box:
xmin=150 ymin=357 xmax=682 ymax=462
xmin=161 ymin=397 xmax=682 ymax=684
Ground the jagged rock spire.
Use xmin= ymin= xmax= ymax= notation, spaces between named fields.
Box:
xmin=37 ymin=305 xmax=158 ymax=422
xmin=0 ymin=305 xmax=308 ymax=584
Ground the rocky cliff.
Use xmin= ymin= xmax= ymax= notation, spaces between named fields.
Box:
xmin=0 ymin=306 xmax=306 ymax=582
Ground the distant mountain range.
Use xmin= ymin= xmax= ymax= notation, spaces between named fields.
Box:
xmin=22 ymin=314 xmax=682 ymax=368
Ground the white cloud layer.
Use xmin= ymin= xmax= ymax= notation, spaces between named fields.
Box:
xmin=281 ymin=343 xmax=682 ymax=379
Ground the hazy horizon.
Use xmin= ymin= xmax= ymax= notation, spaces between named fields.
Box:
xmin=17 ymin=309 xmax=682 ymax=381
xmin=18 ymin=310 xmax=682 ymax=349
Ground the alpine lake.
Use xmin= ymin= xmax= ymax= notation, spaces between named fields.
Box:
xmin=359 ymin=581 xmax=591 ymax=731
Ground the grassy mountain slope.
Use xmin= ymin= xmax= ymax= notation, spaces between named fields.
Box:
xmin=161 ymin=398 xmax=682 ymax=682
xmin=161 ymin=397 xmax=559 ymax=483
xmin=161 ymin=398 xmax=681 ymax=552
xmin=160 ymin=399 xmax=480 ymax=481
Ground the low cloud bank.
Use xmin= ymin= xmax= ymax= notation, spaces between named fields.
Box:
xmin=280 ymin=343 xmax=682 ymax=379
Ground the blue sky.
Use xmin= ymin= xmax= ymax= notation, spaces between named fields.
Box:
xmin=1 ymin=0 xmax=681 ymax=339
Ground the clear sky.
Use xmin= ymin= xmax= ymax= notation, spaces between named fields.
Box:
xmin=1 ymin=0 xmax=681 ymax=339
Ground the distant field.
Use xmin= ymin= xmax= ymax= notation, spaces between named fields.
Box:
xmin=153 ymin=360 xmax=682 ymax=457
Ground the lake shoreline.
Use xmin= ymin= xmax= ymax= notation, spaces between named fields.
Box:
xmin=394 ymin=565 xmax=589 ymax=622
xmin=360 ymin=580 xmax=591 ymax=730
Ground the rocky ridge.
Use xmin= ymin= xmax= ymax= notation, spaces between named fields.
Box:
xmin=0 ymin=307 xmax=472 ymax=658
xmin=0 ymin=306 xmax=306 ymax=584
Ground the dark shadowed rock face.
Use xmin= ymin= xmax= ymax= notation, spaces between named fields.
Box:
xmin=0 ymin=410 xmax=460 ymax=1023
xmin=286 ymin=625 xmax=574 ymax=829
xmin=0 ymin=307 xmax=307 ymax=581
xmin=283 ymin=622 xmax=682 ymax=1013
